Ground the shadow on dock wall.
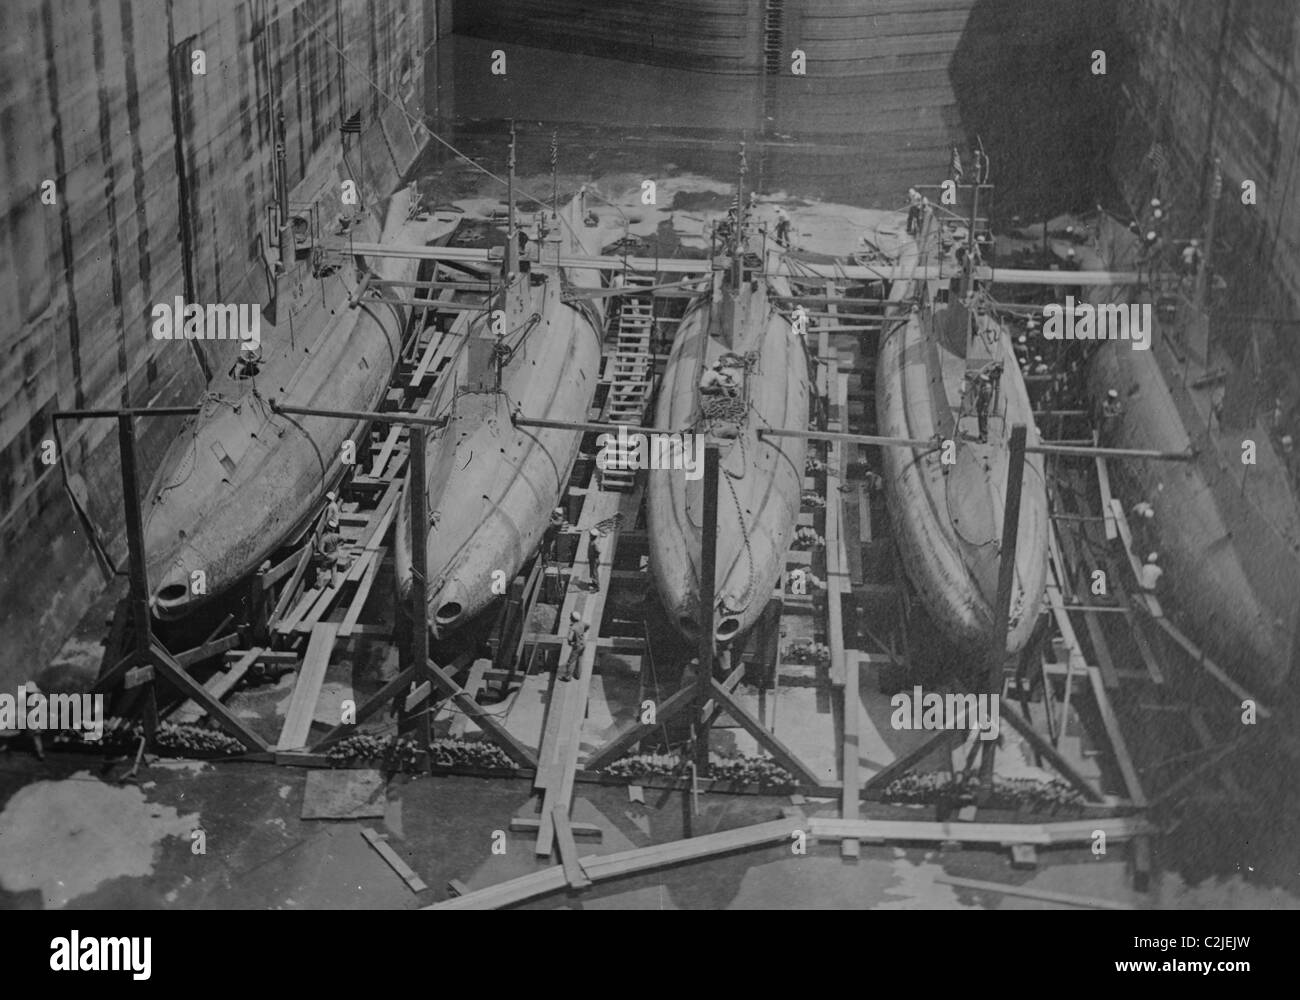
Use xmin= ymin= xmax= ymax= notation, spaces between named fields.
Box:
xmin=948 ymin=0 xmax=1131 ymax=221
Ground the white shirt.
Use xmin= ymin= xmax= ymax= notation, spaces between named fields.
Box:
xmin=1138 ymin=562 xmax=1163 ymax=591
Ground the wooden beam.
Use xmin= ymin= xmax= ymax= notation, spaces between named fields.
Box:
xmin=360 ymin=827 xmax=428 ymax=894
xmin=862 ymin=729 xmax=959 ymax=792
xmin=840 ymin=651 xmax=861 ymax=859
xmin=1000 ymin=703 xmax=1106 ymax=802
xmin=934 ymin=874 xmax=1135 ymax=910
xmin=1086 ymin=666 xmax=1147 ymax=807
xmin=144 ymin=643 xmax=268 ymax=752
xmin=276 ymin=623 xmax=339 ymax=751
xmin=427 ymin=817 xmax=799 ymax=910
xmin=552 ymin=807 xmax=592 ymax=889
xmin=708 ymin=679 xmax=823 ymax=788
xmin=583 ymin=684 xmax=695 ymax=771
xmin=427 ymin=657 xmax=538 ymax=768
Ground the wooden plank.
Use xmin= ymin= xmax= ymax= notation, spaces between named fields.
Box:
xmin=269 ymin=539 xmax=316 ymax=628
xmin=1114 ymin=577 xmax=1166 ymax=685
xmin=810 ymin=817 xmax=1052 ymax=845
xmin=276 ymin=623 xmax=339 ymax=751
xmin=426 ymin=657 xmax=539 ymax=768
xmin=510 ymin=817 xmax=603 ymax=838
xmin=360 ymin=827 xmax=428 ymax=894
xmin=583 ymin=684 xmax=695 ymax=771
xmin=1086 ymin=666 xmax=1147 ymax=807
xmin=275 ymin=586 xmax=321 ymax=636
xmin=1053 ymin=517 xmax=1120 ymax=689
xmin=535 ymin=487 xmax=639 ymax=854
xmin=1000 ymin=704 xmax=1106 ymax=802
xmin=708 ymin=679 xmax=823 ymax=788
xmin=145 ymin=642 xmax=269 ymax=752
xmin=1149 ymin=616 xmax=1267 ymax=715
xmin=552 ymin=807 xmax=592 ymax=889
xmin=338 ymin=547 xmax=385 ymax=638
xmin=1186 ymin=707 xmax=1245 ymax=799
xmin=1110 ymin=498 xmax=1163 ymax=617
xmin=862 ymin=729 xmax=958 ymax=792
xmin=449 ymin=659 xmax=490 ymax=738
xmin=840 ymin=652 xmax=861 ymax=858
xmin=934 ymin=874 xmax=1135 ymax=910
xmin=1095 ymin=454 xmax=1118 ymax=541
xmin=428 ymin=819 xmax=800 ymax=910
xmin=294 ymin=576 xmax=345 ymax=634
xmin=172 ymin=646 xmax=262 ymax=725
xmin=370 ymin=424 xmax=403 ymax=478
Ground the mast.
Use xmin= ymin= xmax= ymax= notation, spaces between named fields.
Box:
xmin=506 ymin=119 xmax=520 ymax=278
xmin=1193 ymin=156 xmax=1221 ymax=313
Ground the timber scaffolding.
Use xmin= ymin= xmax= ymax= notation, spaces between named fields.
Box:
xmin=65 ymin=206 xmax=1264 ymax=909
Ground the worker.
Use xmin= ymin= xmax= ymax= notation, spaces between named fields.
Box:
xmin=1182 ymin=239 xmax=1201 ymax=277
xmin=1064 ymin=247 xmax=1078 ymax=270
xmin=1099 ymin=388 xmax=1124 ymax=445
xmin=325 ymin=490 xmax=341 ymax=531
xmin=906 ymin=188 xmax=923 ymax=235
xmin=233 ymin=341 xmax=262 ymax=379
xmin=1014 ymin=334 xmax=1029 ymax=368
xmin=1282 ymin=434 xmax=1297 ymax=484
xmin=1138 ymin=552 xmax=1164 ymax=593
xmin=316 ymin=528 xmax=343 ymax=589
xmin=1132 ymin=500 xmax=1156 ymax=552
xmin=586 ymin=527 xmax=602 ymax=591
xmin=542 ymin=506 xmax=565 ymax=562
xmin=1031 ymin=355 xmax=1049 ymax=376
xmin=559 ymin=611 xmax=589 ymax=682
xmin=774 ymin=207 xmax=792 ymax=248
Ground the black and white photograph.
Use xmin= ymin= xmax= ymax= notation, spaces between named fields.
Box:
xmin=0 ymin=0 xmax=1296 ymax=943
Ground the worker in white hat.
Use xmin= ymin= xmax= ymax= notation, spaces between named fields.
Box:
xmin=1138 ymin=552 xmax=1163 ymax=593
xmin=325 ymin=490 xmax=341 ymax=531
xmin=560 ymin=610 xmax=590 ymax=682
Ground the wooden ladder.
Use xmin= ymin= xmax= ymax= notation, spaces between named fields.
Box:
xmin=601 ymin=275 xmax=656 ymax=491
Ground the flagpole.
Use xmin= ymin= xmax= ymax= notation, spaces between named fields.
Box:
xmin=551 ymin=129 xmax=558 ymax=220
xmin=506 ymin=119 xmax=519 ymax=278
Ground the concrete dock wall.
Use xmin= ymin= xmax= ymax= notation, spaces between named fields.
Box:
xmin=0 ymin=0 xmax=435 ymax=678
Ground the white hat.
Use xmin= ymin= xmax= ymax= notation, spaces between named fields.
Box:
xmin=553 ymin=506 xmax=564 ymax=515
xmin=590 ymin=527 xmax=601 ymax=536
xmin=1146 ymin=230 xmax=1157 ymax=241
xmin=1017 ymin=335 xmax=1027 ymax=344
xmin=1107 ymin=389 xmax=1119 ymax=399
xmin=570 ymin=611 xmax=582 ymax=622
xmin=326 ymin=491 xmax=337 ymax=502
xmin=1147 ymin=552 xmax=1159 ymax=563
xmin=1034 ymin=355 xmax=1043 ymax=362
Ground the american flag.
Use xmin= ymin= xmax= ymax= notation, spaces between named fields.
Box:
xmin=950 ymin=144 xmax=964 ymax=183
xmin=340 ymin=110 xmax=362 ymax=135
